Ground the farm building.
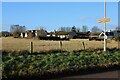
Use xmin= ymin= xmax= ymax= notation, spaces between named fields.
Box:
xmin=75 ymin=32 xmax=90 ymax=39
xmin=20 ymin=33 xmax=25 ymax=38
xmin=46 ymin=31 xmax=69 ymax=39
xmin=68 ymin=31 xmax=90 ymax=39
xmin=39 ymin=31 xmax=69 ymax=40
xmin=46 ymin=32 xmax=56 ymax=37
xmin=11 ymin=25 xmax=26 ymax=38
xmin=35 ymin=29 xmax=47 ymax=37
xmin=20 ymin=29 xmax=47 ymax=38
xmin=113 ymin=30 xmax=120 ymax=38
xmin=99 ymin=31 xmax=114 ymax=40
xmin=21 ymin=30 xmax=36 ymax=38
xmin=89 ymin=32 xmax=103 ymax=41
xmin=55 ymin=31 xmax=69 ymax=39
xmin=89 ymin=31 xmax=114 ymax=41
xmin=0 ymin=31 xmax=12 ymax=37
xmin=68 ymin=32 xmax=77 ymax=39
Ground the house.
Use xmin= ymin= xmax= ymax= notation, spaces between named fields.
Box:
xmin=39 ymin=31 xmax=69 ymax=40
xmin=0 ymin=31 xmax=12 ymax=37
xmin=24 ymin=30 xmax=35 ymax=38
xmin=75 ymin=32 xmax=90 ymax=39
xmin=99 ymin=31 xmax=114 ymax=40
xmin=20 ymin=33 xmax=25 ymax=38
xmin=20 ymin=29 xmax=48 ymax=38
xmin=35 ymin=29 xmax=47 ymax=37
xmin=113 ymin=30 xmax=120 ymax=38
xmin=11 ymin=25 xmax=26 ymax=38
xmin=68 ymin=31 xmax=90 ymax=39
xmin=89 ymin=32 xmax=103 ymax=41
xmin=55 ymin=31 xmax=69 ymax=39
xmin=69 ymin=32 xmax=77 ymax=39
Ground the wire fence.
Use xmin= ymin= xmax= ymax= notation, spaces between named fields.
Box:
xmin=31 ymin=41 xmax=118 ymax=53
xmin=2 ymin=37 xmax=119 ymax=53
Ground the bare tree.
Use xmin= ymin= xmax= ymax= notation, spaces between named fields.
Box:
xmin=71 ymin=26 xmax=77 ymax=32
xmin=65 ymin=27 xmax=71 ymax=32
xmin=58 ymin=26 xmax=80 ymax=32
xmin=77 ymin=27 xmax=81 ymax=32
xmin=82 ymin=25 xmax=88 ymax=32
xmin=10 ymin=25 xmax=26 ymax=37
xmin=58 ymin=27 xmax=66 ymax=31
xmin=91 ymin=26 xmax=102 ymax=32
xmin=58 ymin=26 xmax=71 ymax=32
xmin=38 ymin=26 xmax=46 ymax=30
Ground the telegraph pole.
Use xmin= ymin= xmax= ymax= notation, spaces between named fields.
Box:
xmin=104 ymin=0 xmax=107 ymax=51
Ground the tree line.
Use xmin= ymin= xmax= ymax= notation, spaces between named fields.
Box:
xmin=8 ymin=25 xmax=120 ymax=37
xmin=9 ymin=25 xmax=104 ymax=33
xmin=57 ymin=25 xmax=102 ymax=33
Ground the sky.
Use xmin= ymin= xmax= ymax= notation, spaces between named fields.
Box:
xmin=2 ymin=2 xmax=118 ymax=32
xmin=1 ymin=0 xmax=120 ymax=2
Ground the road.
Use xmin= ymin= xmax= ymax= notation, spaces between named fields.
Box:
xmin=61 ymin=70 xmax=120 ymax=80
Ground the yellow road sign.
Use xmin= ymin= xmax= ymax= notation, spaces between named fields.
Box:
xmin=98 ymin=18 xmax=110 ymax=23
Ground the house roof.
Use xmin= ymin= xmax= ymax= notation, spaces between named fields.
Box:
xmin=90 ymin=32 xmax=101 ymax=36
xmin=76 ymin=32 xmax=90 ymax=35
xmin=47 ymin=31 xmax=69 ymax=35
xmin=48 ymin=32 xmax=55 ymax=35
xmin=56 ymin=31 xmax=69 ymax=35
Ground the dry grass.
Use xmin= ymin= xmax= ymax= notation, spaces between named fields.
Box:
xmin=1 ymin=37 xmax=118 ymax=52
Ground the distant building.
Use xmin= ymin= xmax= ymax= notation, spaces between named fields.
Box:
xmin=113 ymin=30 xmax=120 ymax=38
xmin=24 ymin=30 xmax=35 ymax=38
xmin=11 ymin=25 xmax=26 ymax=38
xmin=55 ymin=31 xmax=69 ymax=39
xmin=20 ymin=33 xmax=25 ymax=38
xmin=20 ymin=29 xmax=47 ymax=38
xmin=69 ymin=32 xmax=77 ymax=39
xmin=0 ymin=31 xmax=12 ymax=37
xmin=69 ymin=31 xmax=90 ymax=39
xmin=36 ymin=29 xmax=47 ymax=37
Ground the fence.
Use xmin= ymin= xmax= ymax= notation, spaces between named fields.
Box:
xmin=2 ymin=37 xmax=119 ymax=53
xmin=28 ymin=40 xmax=118 ymax=53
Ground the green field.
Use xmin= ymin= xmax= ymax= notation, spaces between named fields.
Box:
xmin=2 ymin=50 xmax=120 ymax=79
xmin=2 ymin=37 xmax=118 ymax=52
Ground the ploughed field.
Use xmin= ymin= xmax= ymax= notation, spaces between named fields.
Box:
xmin=1 ymin=37 xmax=118 ymax=52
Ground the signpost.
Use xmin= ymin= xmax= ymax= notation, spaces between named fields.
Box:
xmin=98 ymin=0 xmax=110 ymax=52
xmin=98 ymin=18 xmax=110 ymax=23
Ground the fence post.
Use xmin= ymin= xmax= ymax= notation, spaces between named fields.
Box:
xmin=30 ymin=42 xmax=33 ymax=53
xmin=60 ymin=41 xmax=62 ymax=50
xmin=82 ymin=42 xmax=85 ymax=50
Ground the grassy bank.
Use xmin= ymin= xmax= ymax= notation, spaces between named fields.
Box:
xmin=2 ymin=49 xmax=120 ymax=79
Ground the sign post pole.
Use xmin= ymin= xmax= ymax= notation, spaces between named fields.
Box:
xmin=104 ymin=0 xmax=106 ymax=52
xmin=98 ymin=0 xmax=110 ymax=52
